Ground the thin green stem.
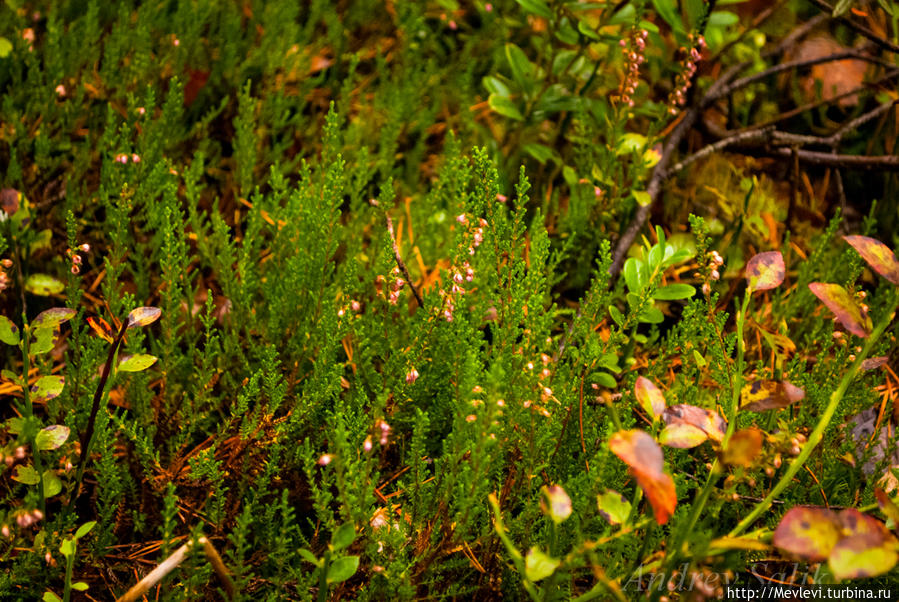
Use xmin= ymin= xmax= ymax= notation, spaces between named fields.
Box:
xmin=21 ymin=322 xmax=47 ymax=515
xmin=729 ymin=294 xmax=898 ymax=537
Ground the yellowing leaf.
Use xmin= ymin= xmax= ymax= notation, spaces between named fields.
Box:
xmin=746 ymin=251 xmax=785 ymax=293
xmin=126 ymin=306 xmax=162 ymax=329
xmin=773 ymin=506 xmax=841 ymax=561
xmin=843 ymin=235 xmax=899 ymax=285
xmin=659 ymin=423 xmax=708 ymax=448
xmin=525 ymin=547 xmax=559 ymax=582
xmin=808 ymin=282 xmax=871 ymax=337
xmin=87 ymin=316 xmax=115 ymax=343
xmin=740 ymin=380 xmax=805 ymax=412
xmin=635 ymin=376 xmax=666 ymax=421
xmin=35 ymin=425 xmax=70 ymax=451
xmin=597 ymin=490 xmax=632 ymax=526
xmin=722 ymin=428 xmax=763 ymax=467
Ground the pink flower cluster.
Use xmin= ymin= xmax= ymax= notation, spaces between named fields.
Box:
xmin=667 ymin=34 xmax=706 ymax=115
xmin=0 ymin=258 xmax=13 ymax=292
xmin=614 ymin=29 xmax=649 ymax=108
xmin=66 ymin=243 xmax=90 ymax=275
xmin=440 ymin=214 xmax=485 ymax=321
xmin=114 ymin=153 xmax=141 ymax=164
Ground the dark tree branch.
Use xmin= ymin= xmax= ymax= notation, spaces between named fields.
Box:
xmin=807 ymin=0 xmax=899 ymax=55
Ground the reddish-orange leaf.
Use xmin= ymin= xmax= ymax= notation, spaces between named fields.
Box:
xmin=87 ymin=316 xmax=115 ymax=343
xmin=635 ymin=376 xmax=666 ymax=422
xmin=808 ymin=282 xmax=871 ymax=337
xmin=722 ymin=428 xmax=764 ymax=467
xmin=740 ymin=380 xmax=805 ymax=412
xmin=843 ymin=235 xmax=899 ymax=285
xmin=773 ymin=506 xmax=841 ymax=561
xmin=659 ymin=423 xmax=707 ymax=448
xmin=830 ymin=508 xmax=898 ymax=580
xmin=746 ymin=251 xmax=785 ymax=293
xmin=662 ymin=404 xmax=726 ymax=442
xmin=609 ymin=430 xmax=677 ymax=525
xmin=609 ymin=430 xmax=663 ymax=475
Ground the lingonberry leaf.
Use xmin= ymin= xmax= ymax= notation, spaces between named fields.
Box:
xmin=32 ymin=307 xmax=76 ymax=329
xmin=722 ymin=428 xmax=763 ymax=467
xmin=773 ymin=506 xmax=841 ymax=561
xmin=808 ymin=282 xmax=871 ymax=337
xmin=740 ymin=380 xmax=805 ymax=412
xmin=843 ymin=235 xmax=899 ymax=285
xmin=745 ymin=251 xmax=785 ymax=293
xmin=609 ymin=430 xmax=677 ymax=525
xmin=662 ymin=404 xmax=726 ymax=442
xmin=829 ymin=509 xmax=898 ymax=580
xmin=126 ymin=306 xmax=162 ymax=329
xmin=524 ymin=547 xmax=559 ymax=582
xmin=25 ymin=273 xmax=64 ymax=296
xmin=635 ymin=376 xmax=666 ymax=421
xmin=874 ymin=489 xmax=899 ymax=526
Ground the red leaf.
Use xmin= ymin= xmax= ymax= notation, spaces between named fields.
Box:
xmin=662 ymin=404 xmax=727 ymax=442
xmin=843 ymin=235 xmax=899 ymax=285
xmin=808 ymin=282 xmax=871 ymax=337
xmin=740 ymin=380 xmax=805 ymax=412
xmin=608 ymin=430 xmax=677 ymax=525
xmin=746 ymin=251 xmax=785 ymax=293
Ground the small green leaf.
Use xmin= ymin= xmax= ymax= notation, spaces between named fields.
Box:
xmin=32 ymin=308 xmax=76 ymax=329
xmin=590 ymin=372 xmax=617 ymax=389
xmin=71 ymin=583 xmax=89 ymax=592
xmin=31 ymin=375 xmax=65 ymax=402
xmin=298 ymin=548 xmax=320 ymax=566
xmin=31 ymin=327 xmax=56 ymax=355
xmin=623 ymin=258 xmax=641 ymax=293
xmin=525 ymin=547 xmax=560 ymax=581
xmin=632 ymin=190 xmax=651 ymax=207
xmin=25 ymin=274 xmax=65 ymax=296
xmin=326 ymin=555 xmax=359 ymax=584
xmin=831 ymin=0 xmax=854 ymax=17
xmin=36 ymin=425 xmax=70 ymax=451
xmin=117 ymin=354 xmax=158 ymax=372
xmin=488 ymin=93 xmax=524 ymax=121
xmin=60 ymin=538 xmax=75 ymax=557
xmin=42 ymin=592 xmax=62 ymax=602
xmin=0 ymin=37 xmax=11 ymax=59
xmin=75 ymin=521 xmax=96 ymax=539
xmin=654 ymin=283 xmax=695 ymax=300
xmin=638 ymin=305 xmax=664 ymax=324
xmin=515 ymin=0 xmax=553 ymax=19
xmin=42 ymin=471 xmax=62 ymax=497
xmin=608 ymin=305 xmax=624 ymax=326
xmin=331 ymin=522 xmax=356 ymax=551
xmin=0 ymin=316 xmax=20 ymax=345
xmin=522 ymin=143 xmax=558 ymax=165
xmin=635 ymin=377 xmax=666 ymax=421
xmin=505 ymin=44 xmax=536 ymax=96
xmin=12 ymin=464 xmax=40 ymax=485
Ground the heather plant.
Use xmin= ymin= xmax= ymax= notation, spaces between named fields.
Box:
xmin=1 ymin=0 xmax=898 ymax=600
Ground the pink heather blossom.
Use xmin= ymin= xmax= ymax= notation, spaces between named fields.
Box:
xmin=14 ymin=447 xmax=24 ymax=460
xmin=485 ymin=3 xmax=493 ymax=11
xmin=1 ymin=525 xmax=8 ymax=537
xmin=350 ymin=300 xmax=361 ymax=312
xmin=318 ymin=454 xmax=332 ymax=466
xmin=137 ymin=107 xmax=146 ymax=116
xmin=173 ymin=37 xmax=180 ymax=46
xmin=456 ymin=214 xmax=467 ymax=224
xmin=448 ymin=20 xmax=457 ymax=30
xmin=131 ymin=154 xmax=141 ymax=163
xmin=55 ymin=85 xmax=66 ymax=97
xmin=466 ymin=414 xmax=477 ymax=422
xmin=405 ymin=368 xmax=419 ymax=384
xmin=115 ymin=153 xmax=129 ymax=164
xmin=363 ymin=437 xmax=373 ymax=452
xmin=495 ymin=194 xmax=507 ymax=202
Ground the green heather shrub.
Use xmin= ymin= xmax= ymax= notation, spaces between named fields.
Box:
xmin=0 ymin=0 xmax=897 ymax=600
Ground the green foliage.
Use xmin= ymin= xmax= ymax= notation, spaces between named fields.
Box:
xmin=0 ymin=1 xmax=897 ymax=600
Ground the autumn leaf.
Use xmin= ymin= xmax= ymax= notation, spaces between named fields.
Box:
xmin=740 ymin=380 xmax=805 ymax=412
xmin=722 ymin=428 xmax=763 ymax=467
xmin=746 ymin=251 xmax=785 ymax=293
xmin=659 ymin=422 xmax=708 ymax=448
xmin=808 ymin=282 xmax=871 ymax=337
xmin=635 ymin=376 xmax=666 ymax=421
xmin=609 ymin=430 xmax=677 ymax=525
xmin=662 ymin=404 xmax=727 ymax=442
xmin=843 ymin=235 xmax=899 ymax=285
xmin=773 ymin=506 xmax=841 ymax=561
